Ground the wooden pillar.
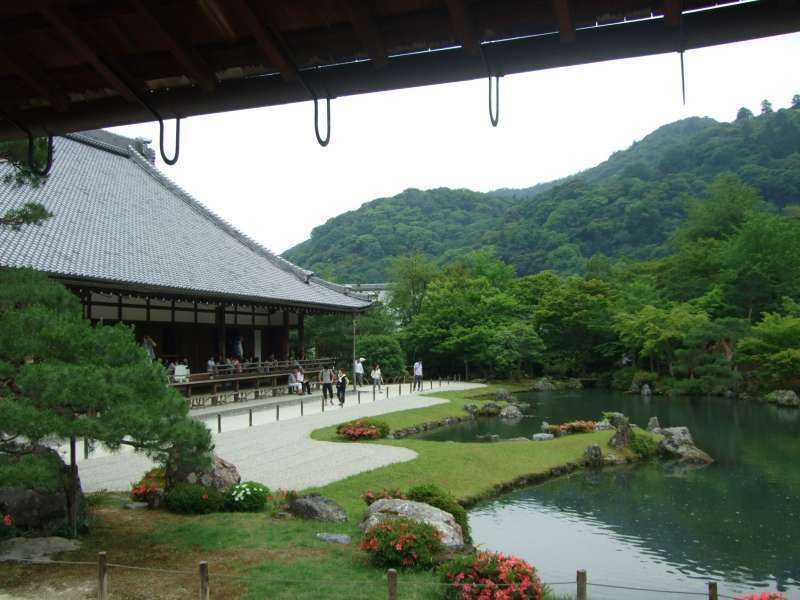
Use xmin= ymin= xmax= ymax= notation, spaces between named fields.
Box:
xmin=298 ymin=313 xmax=305 ymax=360
xmin=215 ymin=304 xmax=226 ymax=360
xmin=281 ymin=311 xmax=290 ymax=360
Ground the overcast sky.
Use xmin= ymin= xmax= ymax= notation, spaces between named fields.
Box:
xmin=110 ymin=31 xmax=800 ymax=255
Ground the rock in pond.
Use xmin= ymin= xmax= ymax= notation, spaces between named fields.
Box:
xmin=532 ymin=433 xmax=554 ymax=441
xmin=495 ymin=389 xmax=517 ymax=403
xmin=476 ymin=434 xmax=500 ymax=443
xmin=647 ymin=416 xmax=661 ymax=432
xmin=766 ymin=390 xmax=800 ymax=408
xmin=641 ymin=384 xmax=652 ymax=397
xmin=499 ymin=404 xmax=523 ymax=419
xmin=288 ymin=494 xmax=347 ymax=522
xmin=584 ymin=444 xmax=603 ymax=467
xmin=316 ymin=533 xmax=352 ymax=544
xmin=360 ymin=499 xmax=464 ymax=549
xmin=658 ymin=427 xmax=714 ymax=464
xmin=476 ymin=402 xmax=502 ymax=417
xmin=463 ymin=404 xmax=478 ymax=415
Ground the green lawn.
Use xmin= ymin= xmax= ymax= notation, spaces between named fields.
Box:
xmin=1 ymin=384 xmax=637 ymax=600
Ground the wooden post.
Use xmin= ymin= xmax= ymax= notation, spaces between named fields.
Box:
xmin=398 ymin=383 xmax=401 ymax=396
xmin=217 ymin=414 xmax=221 ymax=433
xmin=84 ymin=438 xmax=89 ymax=460
xmin=708 ymin=582 xmax=718 ymax=600
xmin=386 ymin=388 xmax=389 ymax=400
xmin=322 ymin=398 xmax=325 ymax=412
xmin=301 ymin=398 xmax=304 ymax=416
xmin=199 ymin=561 xmax=209 ymax=600
xmin=97 ymin=552 xmax=108 ymax=600
xmin=373 ymin=385 xmax=376 ymax=402
xmin=358 ymin=390 xmax=361 ymax=404
xmin=248 ymin=409 xmax=253 ymax=427
xmin=276 ymin=404 xmax=280 ymax=421
xmin=387 ymin=568 xmax=398 ymax=600
xmin=576 ymin=569 xmax=587 ymax=600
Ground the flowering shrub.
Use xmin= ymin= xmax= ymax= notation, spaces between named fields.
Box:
xmin=363 ymin=488 xmax=405 ymax=505
xmin=546 ymin=420 xmax=596 ymax=437
xmin=265 ymin=489 xmax=297 ymax=515
xmin=1 ymin=514 xmax=15 ymax=541
xmin=439 ymin=552 xmax=543 ymax=600
xmin=224 ymin=481 xmax=270 ymax=512
xmin=130 ymin=467 xmax=165 ymax=501
xmin=361 ymin=518 xmax=443 ymax=569
xmin=337 ymin=418 xmax=390 ymax=440
xmin=165 ymin=483 xmax=224 ymax=514
xmin=735 ymin=593 xmax=788 ymax=600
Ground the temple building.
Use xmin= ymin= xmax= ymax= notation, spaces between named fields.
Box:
xmin=0 ymin=130 xmax=371 ymax=372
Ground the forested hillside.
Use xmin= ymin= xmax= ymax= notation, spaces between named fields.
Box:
xmin=284 ymin=102 xmax=800 ymax=281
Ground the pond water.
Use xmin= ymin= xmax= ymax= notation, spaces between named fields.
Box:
xmin=418 ymin=390 xmax=800 ymax=599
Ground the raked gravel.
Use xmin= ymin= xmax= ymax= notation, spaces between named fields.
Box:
xmin=77 ymin=383 xmax=482 ymax=493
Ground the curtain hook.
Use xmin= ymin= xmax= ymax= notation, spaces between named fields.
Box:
xmin=2 ymin=114 xmax=54 ymax=176
xmin=313 ymin=95 xmax=331 ymax=147
xmin=155 ymin=112 xmax=180 ymax=165
xmin=481 ymin=46 xmax=500 ymax=127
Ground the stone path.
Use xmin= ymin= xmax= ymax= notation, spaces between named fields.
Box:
xmin=77 ymin=382 xmax=481 ymax=493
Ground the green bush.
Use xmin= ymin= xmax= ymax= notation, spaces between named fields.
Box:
xmin=224 ymin=481 xmax=270 ymax=512
xmin=629 ymin=430 xmax=660 ymax=458
xmin=632 ymin=370 xmax=659 ymax=387
xmin=361 ymin=518 xmax=443 ymax=569
xmin=336 ymin=418 xmax=390 ymax=440
xmin=406 ymin=484 xmax=471 ymax=544
xmin=165 ymin=483 xmax=224 ymax=514
xmin=357 ymin=335 xmax=406 ymax=378
xmin=611 ymin=367 xmax=637 ymax=391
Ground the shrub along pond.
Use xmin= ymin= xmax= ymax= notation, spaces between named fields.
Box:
xmin=417 ymin=389 xmax=799 ymax=599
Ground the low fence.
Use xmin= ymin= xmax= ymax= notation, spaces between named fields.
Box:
xmin=7 ymin=554 xmax=745 ymax=599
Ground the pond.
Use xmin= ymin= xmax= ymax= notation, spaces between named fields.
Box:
xmin=418 ymin=390 xmax=800 ymax=599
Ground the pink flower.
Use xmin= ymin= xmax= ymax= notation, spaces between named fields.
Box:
xmin=2 ymin=515 xmax=12 ymax=527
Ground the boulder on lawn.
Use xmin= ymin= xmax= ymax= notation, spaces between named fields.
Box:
xmin=0 ymin=446 xmax=87 ymax=535
xmin=765 ymin=390 xmax=800 ymax=408
xmin=532 ymin=433 xmax=554 ymax=441
xmin=288 ymin=494 xmax=347 ymax=522
xmin=476 ymin=403 xmax=501 ymax=417
xmin=166 ymin=452 xmax=241 ymax=492
xmin=499 ymin=404 xmax=523 ymax=419
xmin=647 ymin=416 xmax=661 ymax=432
xmin=608 ymin=415 xmax=632 ymax=449
xmin=463 ymin=404 xmax=478 ymax=415
xmin=360 ymin=499 xmax=464 ymax=548
xmin=657 ymin=427 xmax=714 ymax=464
xmin=593 ymin=419 xmax=612 ymax=431
xmin=584 ymin=444 xmax=603 ymax=467
xmin=495 ymin=389 xmax=516 ymax=403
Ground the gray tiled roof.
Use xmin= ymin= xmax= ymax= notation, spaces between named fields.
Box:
xmin=0 ymin=132 xmax=370 ymax=312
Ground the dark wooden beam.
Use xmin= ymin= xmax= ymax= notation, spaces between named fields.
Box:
xmin=197 ymin=0 xmax=239 ymax=43
xmin=444 ymin=0 xmax=481 ymax=55
xmin=228 ymin=0 xmax=299 ymax=81
xmin=551 ymin=0 xmax=575 ymax=43
xmin=129 ymin=0 xmax=217 ymax=92
xmin=342 ymin=0 xmax=388 ymax=67
xmin=38 ymin=5 xmax=138 ymax=102
xmin=663 ymin=0 xmax=682 ymax=28
xmin=0 ymin=41 xmax=70 ymax=111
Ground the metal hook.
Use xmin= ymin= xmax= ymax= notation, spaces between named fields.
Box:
xmin=2 ymin=114 xmax=54 ymax=176
xmin=488 ymin=75 xmax=500 ymax=127
xmin=313 ymin=96 xmax=331 ymax=147
xmin=155 ymin=112 xmax=180 ymax=165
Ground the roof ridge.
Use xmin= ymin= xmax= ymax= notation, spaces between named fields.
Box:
xmin=125 ymin=147 xmax=326 ymax=285
xmin=65 ymin=131 xmax=132 ymax=157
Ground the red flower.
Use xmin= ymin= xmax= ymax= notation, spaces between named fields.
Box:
xmin=3 ymin=515 xmax=12 ymax=527
xmin=201 ymin=493 xmax=209 ymax=501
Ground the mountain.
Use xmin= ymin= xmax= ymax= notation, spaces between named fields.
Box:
xmin=283 ymin=107 xmax=800 ymax=282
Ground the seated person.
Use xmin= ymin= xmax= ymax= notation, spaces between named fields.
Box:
xmin=295 ymin=368 xmax=307 ymax=395
xmin=207 ymin=357 xmax=216 ymax=374
xmin=287 ymin=370 xmax=302 ymax=394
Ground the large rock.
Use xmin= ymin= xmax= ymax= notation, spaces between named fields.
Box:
xmin=641 ymin=384 xmax=652 ymax=397
xmin=289 ymin=494 xmax=347 ymax=522
xmin=166 ymin=453 xmax=241 ymax=492
xmin=0 ymin=447 xmax=87 ymax=535
xmin=766 ymin=390 xmax=800 ymax=408
xmin=532 ymin=433 xmax=554 ymax=441
xmin=532 ymin=377 xmax=557 ymax=392
xmin=608 ymin=415 xmax=632 ymax=449
xmin=647 ymin=416 xmax=661 ymax=432
xmin=476 ymin=434 xmax=500 ymax=443
xmin=658 ymin=427 xmax=714 ymax=464
xmin=0 ymin=537 xmax=81 ymax=563
xmin=584 ymin=444 xmax=603 ymax=466
xmin=499 ymin=404 xmax=523 ymax=419
xmin=593 ymin=419 xmax=612 ymax=431
xmin=495 ymin=389 xmax=516 ymax=403
xmin=360 ymin=499 xmax=464 ymax=548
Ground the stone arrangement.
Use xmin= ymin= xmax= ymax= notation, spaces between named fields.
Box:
xmin=360 ymin=498 xmax=465 ymax=549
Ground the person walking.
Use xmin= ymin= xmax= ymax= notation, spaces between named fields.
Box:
xmin=413 ymin=360 xmax=423 ymax=391
xmin=141 ymin=335 xmax=157 ymax=361
xmin=320 ymin=365 xmax=335 ymax=405
xmin=371 ymin=364 xmax=383 ymax=392
xmin=354 ymin=357 xmax=365 ymax=387
xmin=337 ymin=368 xmax=349 ymax=407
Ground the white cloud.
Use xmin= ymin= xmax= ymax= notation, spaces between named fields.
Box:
xmin=109 ymin=32 xmax=800 ymax=254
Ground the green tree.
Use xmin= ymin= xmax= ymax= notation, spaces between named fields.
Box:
xmin=792 ymin=94 xmax=800 ymax=109
xmin=357 ymin=335 xmax=406 ymax=378
xmin=1 ymin=139 xmax=53 ymax=229
xmin=761 ymin=99 xmax=773 ymax=114
xmin=736 ymin=107 xmax=754 ymax=121
xmin=738 ymin=313 xmax=800 ymax=388
xmin=388 ymin=253 xmax=438 ymax=325
xmin=0 ymin=268 xmax=212 ymax=536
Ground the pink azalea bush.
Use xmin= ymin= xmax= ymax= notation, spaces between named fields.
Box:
xmin=735 ymin=593 xmax=787 ymax=600
xmin=440 ymin=551 xmax=543 ymax=600
xmin=361 ymin=518 xmax=443 ymax=569
xmin=336 ymin=418 xmax=390 ymax=440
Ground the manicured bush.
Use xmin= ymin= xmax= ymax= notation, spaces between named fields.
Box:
xmin=165 ymin=483 xmax=224 ymax=514
xmin=439 ymin=551 xmax=543 ymax=599
xmin=363 ymin=488 xmax=405 ymax=506
xmin=629 ymin=430 xmax=659 ymax=458
xmin=336 ymin=418 xmax=390 ymax=440
xmin=130 ymin=467 xmax=165 ymax=501
xmin=406 ymin=484 xmax=471 ymax=544
xmin=361 ymin=518 xmax=443 ymax=569
xmin=224 ymin=481 xmax=270 ymax=512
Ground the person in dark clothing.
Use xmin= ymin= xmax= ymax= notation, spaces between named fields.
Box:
xmin=336 ymin=369 xmax=349 ymax=407
xmin=320 ymin=365 xmax=335 ymax=405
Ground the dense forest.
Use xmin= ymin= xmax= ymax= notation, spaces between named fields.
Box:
xmin=285 ymin=100 xmax=800 ymax=282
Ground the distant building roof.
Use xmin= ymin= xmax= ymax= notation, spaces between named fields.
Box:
xmin=0 ymin=131 xmax=370 ymax=313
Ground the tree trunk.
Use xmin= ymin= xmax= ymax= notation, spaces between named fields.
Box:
xmin=68 ymin=436 xmax=78 ymax=539
xmin=464 ymin=359 xmax=469 ymax=381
